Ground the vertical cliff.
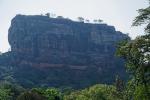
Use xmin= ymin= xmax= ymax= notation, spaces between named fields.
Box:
xmin=7 ymin=14 xmax=129 ymax=88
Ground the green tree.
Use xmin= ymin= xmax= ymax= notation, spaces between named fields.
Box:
xmin=77 ymin=17 xmax=84 ymax=22
xmin=132 ymin=0 xmax=150 ymax=33
xmin=45 ymin=13 xmax=50 ymax=17
xmin=57 ymin=16 xmax=64 ymax=19
xmin=116 ymin=0 xmax=150 ymax=99
xmin=64 ymin=84 xmax=121 ymax=100
xmin=0 ymin=88 xmax=12 ymax=100
xmin=98 ymin=19 xmax=103 ymax=23
xmin=85 ymin=19 xmax=90 ymax=23
xmin=93 ymin=19 xmax=98 ymax=23
xmin=0 ymin=81 xmax=25 ymax=100
xmin=32 ymin=88 xmax=62 ymax=100
xmin=17 ymin=91 xmax=46 ymax=100
xmin=117 ymin=31 xmax=150 ymax=100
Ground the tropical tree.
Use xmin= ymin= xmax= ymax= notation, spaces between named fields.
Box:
xmin=98 ymin=19 xmax=103 ymax=23
xmin=0 ymin=88 xmax=12 ymax=100
xmin=117 ymin=35 xmax=150 ymax=99
xmin=93 ymin=19 xmax=103 ymax=24
xmin=45 ymin=13 xmax=50 ymax=17
xmin=132 ymin=0 xmax=150 ymax=33
xmin=93 ymin=19 xmax=98 ymax=23
xmin=0 ymin=82 xmax=25 ymax=100
xmin=64 ymin=84 xmax=122 ymax=100
xmin=17 ymin=91 xmax=45 ymax=100
xmin=77 ymin=17 xmax=84 ymax=22
xmin=85 ymin=19 xmax=90 ymax=23
xmin=116 ymin=0 xmax=150 ymax=99
xmin=57 ymin=16 xmax=64 ymax=19
xmin=31 ymin=88 xmax=62 ymax=100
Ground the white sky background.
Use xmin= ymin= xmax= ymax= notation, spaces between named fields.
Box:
xmin=0 ymin=0 xmax=148 ymax=52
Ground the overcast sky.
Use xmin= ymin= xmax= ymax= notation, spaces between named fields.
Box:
xmin=0 ymin=0 xmax=148 ymax=52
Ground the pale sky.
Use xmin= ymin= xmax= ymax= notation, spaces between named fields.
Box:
xmin=0 ymin=0 xmax=148 ymax=52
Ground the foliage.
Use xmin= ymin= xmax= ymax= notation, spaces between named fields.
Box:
xmin=0 ymin=83 xmax=127 ymax=100
xmin=93 ymin=19 xmax=103 ymax=23
xmin=134 ymin=84 xmax=150 ymax=100
xmin=116 ymin=1 xmax=150 ymax=99
xmin=16 ymin=91 xmax=46 ymax=100
xmin=0 ymin=81 xmax=25 ymax=100
xmin=77 ymin=17 xmax=84 ymax=22
xmin=64 ymin=84 xmax=124 ymax=100
xmin=31 ymin=88 xmax=63 ymax=100
xmin=0 ymin=88 xmax=12 ymax=100
xmin=132 ymin=0 xmax=150 ymax=33
xmin=117 ymin=34 xmax=150 ymax=100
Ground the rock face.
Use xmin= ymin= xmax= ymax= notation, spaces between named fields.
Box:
xmin=7 ymin=15 xmax=129 ymax=88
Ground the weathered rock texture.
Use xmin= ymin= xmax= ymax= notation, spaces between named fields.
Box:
xmin=7 ymin=15 xmax=129 ymax=88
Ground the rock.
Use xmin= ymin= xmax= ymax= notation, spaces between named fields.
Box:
xmin=7 ymin=14 xmax=129 ymax=88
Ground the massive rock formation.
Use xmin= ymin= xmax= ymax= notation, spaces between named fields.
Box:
xmin=6 ymin=15 xmax=129 ymax=88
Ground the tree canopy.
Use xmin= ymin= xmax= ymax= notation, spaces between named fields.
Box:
xmin=117 ymin=0 xmax=150 ymax=99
